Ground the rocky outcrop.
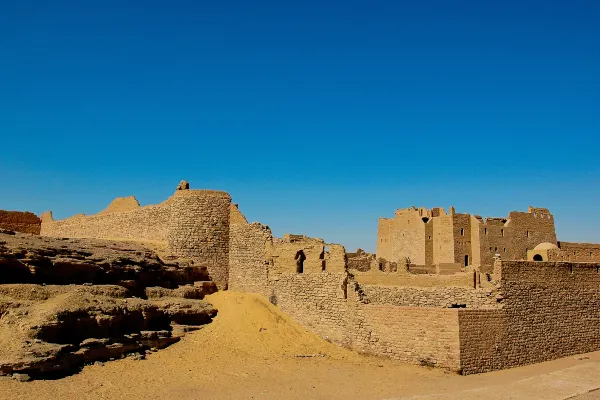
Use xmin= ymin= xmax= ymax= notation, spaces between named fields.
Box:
xmin=0 ymin=232 xmax=211 ymax=295
xmin=0 ymin=211 xmax=41 ymax=235
xmin=0 ymin=284 xmax=216 ymax=379
xmin=0 ymin=232 xmax=220 ymax=380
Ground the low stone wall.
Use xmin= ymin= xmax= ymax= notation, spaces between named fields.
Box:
xmin=40 ymin=202 xmax=171 ymax=243
xmin=0 ymin=210 xmax=41 ymax=234
xmin=361 ymin=285 xmax=501 ymax=309
xmin=458 ymin=261 xmax=600 ymax=374
xmin=349 ymin=300 xmax=461 ymax=370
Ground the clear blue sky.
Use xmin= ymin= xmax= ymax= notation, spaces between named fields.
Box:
xmin=1 ymin=0 xmax=599 ymax=252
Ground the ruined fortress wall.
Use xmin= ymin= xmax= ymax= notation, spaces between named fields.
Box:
xmin=392 ymin=210 xmax=426 ymax=265
xmin=432 ymin=214 xmax=454 ymax=264
xmin=40 ymin=202 xmax=171 ymax=242
xmin=167 ymin=190 xmax=231 ymax=288
xmin=458 ymin=261 xmax=600 ymax=374
xmin=425 ymin=222 xmax=434 ymax=265
xmin=229 ymin=222 xmax=272 ymax=295
xmin=362 ymin=285 xmax=500 ymax=309
xmin=41 ymin=188 xmax=232 ymax=288
xmin=505 ymin=209 xmax=557 ymax=260
xmin=479 ymin=218 xmax=510 ymax=266
xmin=270 ymin=272 xmax=350 ymax=345
xmin=0 ymin=210 xmax=41 ymax=234
xmin=453 ymin=214 xmax=472 ymax=266
xmin=348 ymin=300 xmax=462 ymax=371
xmin=376 ymin=218 xmax=393 ymax=261
xmin=469 ymin=216 xmax=484 ymax=266
xmin=548 ymin=242 xmax=600 ymax=262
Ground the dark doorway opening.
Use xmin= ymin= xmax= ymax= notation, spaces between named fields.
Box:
xmin=464 ymin=255 xmax=469 ymax=267
xmin=533 ymin=254 xmax=543 ymax=261
xmin=295 ymin=250 xmax=306 ymax=273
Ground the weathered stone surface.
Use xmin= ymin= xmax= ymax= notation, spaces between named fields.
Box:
xmin=0 ymin=284 xmax=217 ymax=380
xmin=0 ymin=210 xmax=40 ymax=235
xmin=0 ymin=232 xmax=210 ymax=293
xmin=176 ymin=180 xmax=190 ymax=191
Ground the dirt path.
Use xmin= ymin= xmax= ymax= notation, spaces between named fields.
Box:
xmin=0 ymin=291 xmax=599 ymax=400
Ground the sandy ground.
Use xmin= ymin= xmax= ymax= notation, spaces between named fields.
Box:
xmin=0 ymin=291 xmax=599 ymax=400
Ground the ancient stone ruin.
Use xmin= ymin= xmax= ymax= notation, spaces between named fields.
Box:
xmin=3 ymin=180 xmax=600 ymax=379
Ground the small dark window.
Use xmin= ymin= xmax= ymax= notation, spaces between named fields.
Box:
xmin=428 ymin=236 xmax=431 ymax=240
xmin=484 ymin=228 xmax=487 ymax=235
xmin=503 ymin=248 xmax=507 ymax=252
xmin=533 ymin=254 xmax=543 ymax=261
xmin=501 ymin=229 xmax=504 ymax=237
xmin=464 ymin=255 xmax=469 ymax=267
xmin=460 ymin=228 xmax=464 ymax=236
xmin=526 ymin=231 xmax=530 ymax=238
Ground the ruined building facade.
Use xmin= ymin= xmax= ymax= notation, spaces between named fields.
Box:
xmin=377 ymin=206 xmax=557 ymax=269
xmin=33 ymin=182 xmax=600 ymax=374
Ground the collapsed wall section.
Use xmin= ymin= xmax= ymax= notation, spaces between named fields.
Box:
xmin=40 ymin=201 xmax=171 ymax=242
xmin=0 ymin=210 xmax=41 ymax=234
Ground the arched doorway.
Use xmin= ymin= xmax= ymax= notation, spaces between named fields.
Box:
xmin=533 ymin=254 xmax=543 ymax=261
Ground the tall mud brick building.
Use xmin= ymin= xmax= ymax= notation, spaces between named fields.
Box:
xmin=377 ymin=206 xmax=557 ymax=271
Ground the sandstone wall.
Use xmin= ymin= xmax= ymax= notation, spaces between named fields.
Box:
xmin=376 ymin=218 xmax=393 ymax=261
xmin=269 ymin=272 xmax=350 ymax=345
xmin=229 ymin=222 xmax=272 ymax=295
xmin=0 ymin=210 xmax=41 ymax=234
xmin=40 ymin=188 xmax=232 ymax=288
xmin=548 ymin=242 xmax=600 ymax=262
xmin=453 ymin=213 xmax=472 ymax=266
xmin=432 ymin=214 xmax=454 ymax=264
xmin=167 ymin=190 xmax=231 ymax=288
xmin=40 ymin=202 xmax=171 ymax=242
xmin=458 ymin=261 xmax=600 ymax=374
xmin=361 ymin=285 xmax=500 ymax=309
xmin=348 ymin=299 xmax=462 ymax=370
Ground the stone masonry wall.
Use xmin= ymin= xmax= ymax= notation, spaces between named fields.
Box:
xmin=40 ymin=201 xmax=171 ymax=242
xmin=167 ymin=190 xmax=231 ymax=288
xmin=269 ymin=272 xmax=350 ymax=345
xmin=548 ymin=242 xmax=600 ymax=262
xmin=459 ymin=261 xmax=600 ymax=374
xmin=0 ymin=210 xmax=41 ymax=234
xmin=347 ymin=294 xmax=462 ymax=371
xmin=229 ymin=222 xmax=272 ymax=295
xmin=41 ymin=187 xmax=233 ymax=288
xmin=361 ymin=285 xmax=501 ymax=309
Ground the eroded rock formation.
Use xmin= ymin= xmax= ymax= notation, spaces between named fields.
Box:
xmin=0 ymin=231 xmax=218 ymax=380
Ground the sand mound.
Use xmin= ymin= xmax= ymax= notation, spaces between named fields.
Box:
xmin=198 ymin=291 xmax=356 ymax=359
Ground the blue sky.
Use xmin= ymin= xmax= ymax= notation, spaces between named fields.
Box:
xmin=1 ymin=0 xmax=599 ymax=252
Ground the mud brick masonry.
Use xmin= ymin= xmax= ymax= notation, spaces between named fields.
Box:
xmin=33 ymin=182 xmax=600 ymax=374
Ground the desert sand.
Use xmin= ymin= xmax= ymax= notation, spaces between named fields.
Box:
xmin=0 ymin=291 xmax=599 ymax=400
